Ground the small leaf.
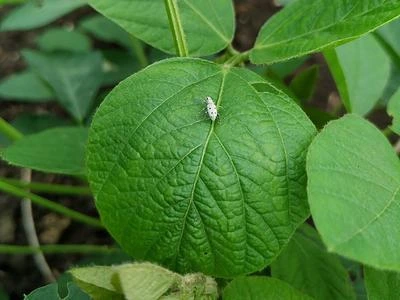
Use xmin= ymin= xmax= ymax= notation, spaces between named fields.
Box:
xmin=307 ymin=114 xmax=400 ymax=271
xmin=1 ymin=127 xmax=88 ymax=175
xmin=79 ymin=15 xmax=131 ymax=49
xmin=271 ymin=224 xmax=355 ymax=300
xmin=88 ymin=0 xmax=235 ymax=56
xmin=250 ymin=0 xmax=400 ymax=64
xmin=22 ymin=50 xmax=103 ymax=122
xmin=70 ymin=266 xmax=124 ymax=300
xmin=289 ymin=65 xmax=319 ymax=103
xmin=37 ymin=28 xmax=91 ymax=53
xmin=222 ymin=277 xmax=313 ymax=300
xmin=388 ymin=87 xmax=400 ymax=135
xmin=0 ymin=70 xmax=54 ymax=102
xmin=116 ymin=263 xmax=180 ymax=300
xmin=324 ymin=35 xmax=390 ymax=116
xmin=23 ymin=282 xmax=89 ymax=300
xmin=0 ymin=113 xmax=71 ymax=147
xmin=0 ymin=0 xmax=86 ymax=31
xmin=364 ymin=267 xmax=400 ymax=300
xmin=87 ymin=58 xmax=316 ymax=277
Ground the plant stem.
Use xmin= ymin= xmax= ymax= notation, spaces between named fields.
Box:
xmin=130 ymin=36 xmax=149 ymax=69
xmin=0 ymin=244 xmax=119 ymax=255
xmin=0 ymin=177 xmax=92 ymax=196
xmin=164 ymin=0 xmax=189 ymax=57
xmin=0 ymin=180 xmax=104 ymax=228
xmin=0 ymin=117 xmax=23 ymax=141
xmin=224 ymin=51 xmax=250 ymax=67
xmin=20 ymin=168 xmax=55 ymax=283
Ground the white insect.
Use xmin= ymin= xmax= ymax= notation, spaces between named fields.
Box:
xmin=205 ymin=96 xmax=218 ymax=121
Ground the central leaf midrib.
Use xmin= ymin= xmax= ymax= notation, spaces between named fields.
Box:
xmin=95 ymin=71 xmax=222 ymax=196
xmin=175 ymin=72 xmax=227 ymax=264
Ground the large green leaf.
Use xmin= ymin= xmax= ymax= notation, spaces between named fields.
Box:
xmin=364 ymin=267 xmax=400 ymax=300
xmin=37 ymin=28 xmax=91 ymax=53
xmin=307 ymin=114 xmax=400 ymax=271
xmin=87 ymin=58 xmax=316 ymax=277
xmin=0 ymin=70 xmax=54 ymax=102
xmin=1 ymin=127 xmax=88 ymax=175
xmin=88 ymin=0 xmax=234 ymax=56
xmin=22 ymin=50 xmax=103 ymax=122
xmin=250 ymin=0 xmax=400 ymax=64
xmin=0 ymin=0 xmax=86 ymax=31
xmin=271 ymin=224 xmax=355 ymax=300
xmin=324 ymin=35 xmax=390 ymax=116
xmin=222 ymin=277 xmax=313 ymax=300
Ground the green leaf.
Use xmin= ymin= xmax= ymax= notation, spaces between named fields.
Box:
xmin=324 ymin=35 xmax=390 ymax=116
xmin=24 ymin=282 xmax=89 ymax=300
xmin=88 ymin=0 xmax=234 ymax=56
xmin=1 ymin=127 xmax=88 ymax=175
xmin=79 ymin=15 xmax=131 ymax=49
xmin=223 ymin=277 xmax=313 ymax=300
xmin=70 ymin=266 xmax=124 ymax=300
xmin=71 ymin=263 xmax=218 ymax=300
xmin=0 ymin=0 xmax=87 ymax=31
xmin=271 ymin=224 xmax=355 ymax=300
xmin=101 ymin=50 xmax=140 ymax=86
xmin=37 ymin=28 xmax=91 ymax=53
xmin=22 ymin=50 xmax=103 ymax=122
xmin=307 ymin=114 xmax=400 ymax=271
xmin=0 ymin=113 xmax=71 ymax=147
xmin=0 ymin=70 xmax=54 ymax=102
xmin=364 ymin=267 xmax=400 ymax=300
xmin=289 ymin=65 xmax=319 ymax=103
xmin=87 ymin=58 xmax=316 ymax=277
xmin=116 ymin=263 xmax=180 ymax=300
xmin=388 ymin=88 xmax=400 ymax=135
xmin=250 ymin=0 xmax=400 ymax=64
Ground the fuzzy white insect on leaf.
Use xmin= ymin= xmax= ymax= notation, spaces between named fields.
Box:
xmin=205 ymin=96 xmax=218 ymax=121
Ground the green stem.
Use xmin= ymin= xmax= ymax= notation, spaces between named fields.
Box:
xmin=0 ymin=117 xmax=23 ymax=141
xmin=382 ymin=126 xmax=395 ymax=137
xmin=227 ymin=44 xmax=240 ymax=56
xmin=0 ymin=177 xmax=92 ymax=196
xmin=130 ymin=36 xmax=149 ymax=69
xmin=224 ymin=51 xmax=250 ymax=67
xmin=0 ymin=244 xmax=118 ymax=255
xmin=164 ymin=0 xmax=189 ymax=57
xmin=0 ymin=180 xmax=103 ymax=228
